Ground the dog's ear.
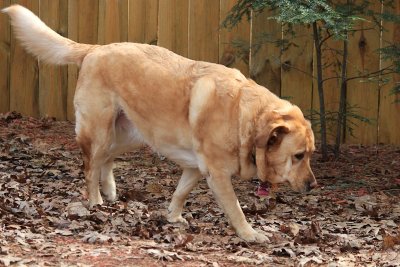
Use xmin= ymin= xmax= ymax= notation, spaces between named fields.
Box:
xmin=255 ymin=123 xmax=290 ymax=149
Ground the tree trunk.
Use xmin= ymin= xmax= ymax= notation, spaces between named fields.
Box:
xmin=312 ymin=22 xmax=328 ymax=160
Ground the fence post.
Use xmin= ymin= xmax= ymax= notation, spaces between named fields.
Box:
xmin=0 ymin=0 xmax=10 ymax=114
xmin=39 ymin=0 xmax=68 ymax=120
xmin=250 ymin=10 xmax=282 ymax=96
xmin=9 ymin=0 xmax=40 ymax=118
xmin=128 ymin=0 xmax=158 ymax=44
xmin=219 ymin=0 xmax=250 ymax=76
xmin=188 ymin=0 xmax=219 ymax=62
xmin=346 ymin=1 xmax=381 ymax=145
xmin=379 ymin=1 xmax=400 ymax=144
xmin=281 ymin=25 xmax=313 ymax=113
xmin=158 ymin=0 xmax=189 ymax=57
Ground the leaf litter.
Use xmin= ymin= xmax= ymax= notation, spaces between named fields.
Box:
xmin=0 ymin=112 xmax=399 ymax=266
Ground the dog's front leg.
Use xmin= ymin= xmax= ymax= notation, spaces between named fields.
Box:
xmin=206 ymin=173 xmax=268 ymax=243
xmin=100 ymin=160 xmax=117 ymax=202
xmin=85 ymin=165 xmax=103 ymax=207
xmin=168 ymin=168 xmax=202 ymax=224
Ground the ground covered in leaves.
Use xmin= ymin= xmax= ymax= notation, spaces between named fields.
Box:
xmin=0 ymin=112 xmax=400 ymax=266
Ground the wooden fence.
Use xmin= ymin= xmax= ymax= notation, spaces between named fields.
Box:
xmin=0 ymin=0 xmax=399 ymax=145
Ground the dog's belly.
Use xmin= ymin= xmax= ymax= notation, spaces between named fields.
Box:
xmin=116 ymin=111 xmax=198 ymax=168
xmin=158 ymin=146 xmax=198 ymax=168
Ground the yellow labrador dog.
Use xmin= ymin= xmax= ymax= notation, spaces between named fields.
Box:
xmin=4 ymin=5 xmax=317 ymax=242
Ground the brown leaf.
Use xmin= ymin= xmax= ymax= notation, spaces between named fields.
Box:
xmin=121 ymin=189 xmax=146 ymax=202
xmin=294 ymin=221 xmax=321 ymax=245
xmin=55 ymin=229 xmax=73 ymax=236
xmin=0 ymin=111 xmax=22 ymax=123
xmin=146 ymin=249 xmax=190 ymax=261
xmin=340 ymin=242 xmax=360 ymax=253
xmin=174 ymin=234 xmax=194 ymax=248
xmin=82 ymin=232 xmax=111 ymax=244
xmin=146 ymin=182 xmax=163 ymax=194
xmin=382 ymin=233 xmax=400 ymax=250
xmin=66 ymin=202 xmax=90 ymax=218
xmin=0 ymin=255 xmax=22 ymax=266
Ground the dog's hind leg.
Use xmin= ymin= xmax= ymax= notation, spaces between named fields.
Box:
xmin=77 ymin=130 xmax=114 ymax=207
xmin=167 ymin=168 xmax=202 ymax=224
xmin=77 ymin=132 xmax=109 ymax=207
xmin=75 ymin=102 xmax=116 ymax=207
xmin=99 ymin=111 xmax=144 ymax=203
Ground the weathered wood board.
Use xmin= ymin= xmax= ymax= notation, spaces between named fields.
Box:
xmin=158 ymin=0 xmax=189 ymax=57
xmin=128 ymin=0 xmax=158 ymax=44
xmin=39 ymin=0 xmax=68 ymax=120
xmin=281 ymin=25 xmax=313 ymax=113
xmin=250 ymin=10 xmax=282 ymax=95
xmin=346 ymin=2 xmax=381 ymax=144
xmin=9 ymin=0 xmax=40 ymax=117
xmin=379 ymin=1 xmax=400 ymax=144
xmin=219 ymin=0 xmax=250 ymax=76
xmin=0 ymin=0 xmax=10 ymax=114
xmin=188 ymin=0 xmax=219 ymax=62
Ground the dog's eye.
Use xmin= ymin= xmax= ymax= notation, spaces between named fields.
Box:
xmin=294 ymin=153 xmax=305 ymax=160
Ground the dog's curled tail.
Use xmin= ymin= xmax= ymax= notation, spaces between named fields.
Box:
xmin=2 ymin=5 xmax=94 ymax=66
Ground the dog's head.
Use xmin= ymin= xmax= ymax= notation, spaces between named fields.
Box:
xmin=254 ymin=105 xmax=316 ymax=192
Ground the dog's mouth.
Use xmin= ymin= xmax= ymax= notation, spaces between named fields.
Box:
xmin=288 ymin=180 xmax=316 ymax=193
xmin=256 ymin=177 xmax=307 ymax=194
xmin=255 ymin=181 xmax=272 ymax=197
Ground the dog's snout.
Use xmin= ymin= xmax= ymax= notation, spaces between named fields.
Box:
xmin=305 ymin=182 xmax=311 ymax=192
xmin=305 ymin=180 xmax=318 ymax=192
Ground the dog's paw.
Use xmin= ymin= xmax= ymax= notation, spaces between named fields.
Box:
xmin=101 ymin=184 xmax=117 ymax=202
xmin=167 ymin=214 xmax=189 ymax=226
xmin=103 ymin=191 xmax=117 ymax=202
xmin=238 ymin=228 xmax=269 ymax=243
xmin=88 ymin=198 xmax=103 ymax=209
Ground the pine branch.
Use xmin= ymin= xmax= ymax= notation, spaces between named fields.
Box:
xmin=321 ymin=65 xmax=396 ymax=84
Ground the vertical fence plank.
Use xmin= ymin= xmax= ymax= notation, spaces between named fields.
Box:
xmin=219 ymin=0 xmax=250 ymax=76
xmin=74 ymin=0 xmax=99 ymax=45
xmin=281 ymin=25 xmax=313 ymax=113
xmin=158 ymin=0 xmax=189 ymax=57
xmin=128 ymin=0 xmax=159 ymax=44
xmin=379 ymin=1 xmax=400 ymax=144
xmin=9 ymin=0 xmax=39 ymax=117
xmin=250 ymin=11 xmax=281 ymax=95
xmin=98 ymin=0 xmax=128 ymax=44
xmin=67 ymin=0 xmax=99 ymax=121
xmin=188 ymin=0 xmax=219 ymax=62
xmin=67 ymin=0 xmax=78 ymax=121
xmin=346 ymin=2 xmax=381 ymax=144
xmin=39 ymin=0 xmax=68 ymax=120
xmin=0 ymin=0 xmax=10 ymax=113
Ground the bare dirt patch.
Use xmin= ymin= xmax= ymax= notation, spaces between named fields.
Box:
xmin=1 ymin=112 xmax=399 ymax=266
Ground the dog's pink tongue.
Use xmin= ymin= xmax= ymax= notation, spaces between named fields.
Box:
xmin=256 ymin=182 xmax=270 ymax=196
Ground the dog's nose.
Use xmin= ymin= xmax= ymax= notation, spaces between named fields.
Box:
xmin=305 ymin=180 xmax=318 ymax=192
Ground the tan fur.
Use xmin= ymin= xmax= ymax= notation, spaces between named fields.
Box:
xmin=4 ymin=5 xmax=317 ymax=243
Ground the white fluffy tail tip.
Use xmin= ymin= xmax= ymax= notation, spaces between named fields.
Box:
xmin=2 ymin=5 xmax=20 ymax=13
